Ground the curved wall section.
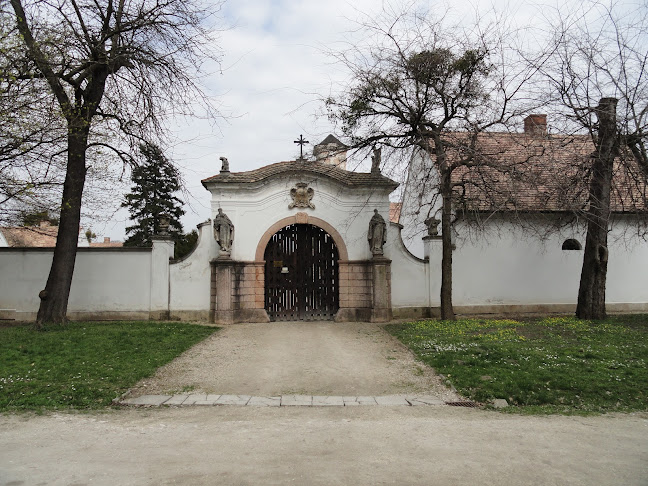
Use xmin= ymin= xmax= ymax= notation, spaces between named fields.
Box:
xmin=169 ymin=220 xmax=218 ymax=320
xmin=386 ymin=222 xmax=430 ymax=317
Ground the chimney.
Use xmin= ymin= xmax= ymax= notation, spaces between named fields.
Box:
xmin=103 ymin=237 xmax=110 ymax=243
xmin=524 ymin=114 xmax=547 ymax=136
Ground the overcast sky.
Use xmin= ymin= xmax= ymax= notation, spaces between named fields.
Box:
xmin=94 ymin=0 xmax=622 ymax=240
xmin=99 ymin=0 xmax=385 ymax=239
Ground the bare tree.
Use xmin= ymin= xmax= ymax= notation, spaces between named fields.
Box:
xmin=0 ymin=12 xmax=67 ymax=224
xmin=5 ymin=0 xmax=222 ymax=325
xmin=326 ymin=7 xmax=531 ymax=319
xmin=534 ymin=0 xmax=648 ymax=319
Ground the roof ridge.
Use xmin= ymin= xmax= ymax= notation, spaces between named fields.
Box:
xmin=202 ymin=160 xmax=398 ymax=189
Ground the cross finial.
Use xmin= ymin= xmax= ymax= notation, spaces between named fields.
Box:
xmin=293 ymin=134 xmax=309 ymax=161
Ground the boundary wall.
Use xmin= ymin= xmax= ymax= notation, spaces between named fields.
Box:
xmin=1 ymin=218 xmax=646 ymax=322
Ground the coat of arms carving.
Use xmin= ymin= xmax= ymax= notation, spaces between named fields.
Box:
xmin=289 ymin=182 xmax=315 ymax=209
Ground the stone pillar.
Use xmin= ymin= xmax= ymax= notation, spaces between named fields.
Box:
xmin=423 ymin=236 xmax=442 ymax=307
xmin=370 ymin=257 xmax=392 ymax=322
xmin=336 ymin=261 xmax=373 ymax=322
xmin=211 ymin=258 xmax=235 ymax=324
xmin=150 ymin=236 xmax=174 ymax=320
xmin=210 ymin=259 xmax=269 ymax=324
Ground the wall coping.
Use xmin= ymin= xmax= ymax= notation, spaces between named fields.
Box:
xmin=170 ymin=219 xmax=211 ymax=264
xmin=390 ymin=222 xmax=427 ymax=263
xmin=0 ymin=247 xmax=152 ymax=253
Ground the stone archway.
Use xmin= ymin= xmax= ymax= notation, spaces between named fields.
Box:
xmin=255 ymin=213 xmax=349 ymax=262
xmin=210 ymin=213 xmax=391 ymax=324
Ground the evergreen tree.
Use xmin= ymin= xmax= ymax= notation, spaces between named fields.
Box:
xmin=122 ymin=143 xmax=185 ymax=247
xmin=174 ymin=229 xmax=199 ymax=260
xmin=21 ymin=210 xmax=59 ymax=227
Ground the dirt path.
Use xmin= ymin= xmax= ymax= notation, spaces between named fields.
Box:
xmin=129 ymin=321 xmax=460 ymax=400
xmin=1 ymin=407 xmax=646 ymax=485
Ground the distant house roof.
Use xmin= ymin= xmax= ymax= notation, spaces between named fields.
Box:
xmin=0 ymin=222 xmax=58 ymax=247
xmin=447 ymin=130 xmax=647 ymax=214
xmin=412 ymin=117 xmax=647 ymax=214
xmin=202 ymin=160 xmax=398 ymax=191
xmin=0 ymin=222 xmax=123 ymax=248
xmin=89 ymin=237 xmax=123 ymax=248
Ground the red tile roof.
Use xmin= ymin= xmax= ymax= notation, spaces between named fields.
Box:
xmin=438 ymin=131 xmax=647 ymax=214
xmin=202 ymin=160 xmax=399 ymax=190
xmin=89 ymin=237 xmax=123 ymax=248
xmin=0 ymin=223 xmax=123 ymax=248
xmin=0 ymin=223 xmax=58 ymax=247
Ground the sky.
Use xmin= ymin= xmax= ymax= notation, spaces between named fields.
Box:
xmin=98 ymin=0 xmax=385 ymax=240
xmin=92 ymin=0 xmax=598 ymax=241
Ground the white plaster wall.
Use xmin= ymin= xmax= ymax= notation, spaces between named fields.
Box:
xmin=386 ymin=223 xmax=428 ymax=309
xmin=169 ymin=221 xmax=218 ymax=312
xmin=69 ymin=250 xmax=153 ymax=312
xmin=450 ymin=224 xmax=583 ymax=305
xmin=606 ymin=234 xmax=648 ymax=304
xmin=423 ymin=220 xmax=648 ymax=307
xmin=207 ymin=174 xmax=392 ymax=261
xmin=0 ymin=248 xmax=153 ymax=318
xmin=0 ymin=250 xmax=54 ymax=314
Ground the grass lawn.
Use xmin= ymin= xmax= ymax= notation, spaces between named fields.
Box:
xmin=0 ymin=321 xmax=218 ymax=412
xmin=387 ymin=315 xmax=648 ymax=414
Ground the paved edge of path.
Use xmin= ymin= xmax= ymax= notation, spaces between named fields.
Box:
xmin=118 ymin=394 xmax=485 ymax=408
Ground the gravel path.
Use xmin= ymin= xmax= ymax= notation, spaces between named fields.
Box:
xmin=129 ymin=321 xmax=461 ymax=401
xmin=1 ymin=407 xmax=646 ymax=485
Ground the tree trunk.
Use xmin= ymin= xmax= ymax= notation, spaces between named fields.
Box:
xmin=36 ymin=124 xmax=89 ymax=326
xmin=575 ymin=98 xmax=618 ymax=320
xmin=440 ymin=170 xmax=455 ymax=321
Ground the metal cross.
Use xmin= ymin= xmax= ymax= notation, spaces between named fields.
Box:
xmin=293 ymin=134 xmax=309 ymax=161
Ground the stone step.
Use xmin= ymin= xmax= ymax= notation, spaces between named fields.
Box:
xmin=119 ymin=394 xmax=450 ymax=407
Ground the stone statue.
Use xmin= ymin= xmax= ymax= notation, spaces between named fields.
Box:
xmin=213 ymin=208 xmax=234 ymax=254
xmin=367 ymin=209 xmax=387 ymax=256
xmin=424 ymin=216 xmax=440 ymax=237
xmin=371 ymin=147 xmax=381 ymax=174
xmin=219 ymin=156 xmax=230 ymax=173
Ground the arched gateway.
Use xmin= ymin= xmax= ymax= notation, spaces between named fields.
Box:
xmin=264 ymin=224 xmax=339 ymax=321
xmin=202 ymin=135 xmax=398 ymax=325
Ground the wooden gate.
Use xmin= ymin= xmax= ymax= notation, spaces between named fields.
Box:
xmin=264 ymin=224 xmax=339 ymax=321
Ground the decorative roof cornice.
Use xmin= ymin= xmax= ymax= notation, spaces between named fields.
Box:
xmin=201 ymin=160 xmax=399 ymax=191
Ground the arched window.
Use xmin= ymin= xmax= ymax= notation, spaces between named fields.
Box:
xmin=562 ymin=238 xmax=582 ymax=250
